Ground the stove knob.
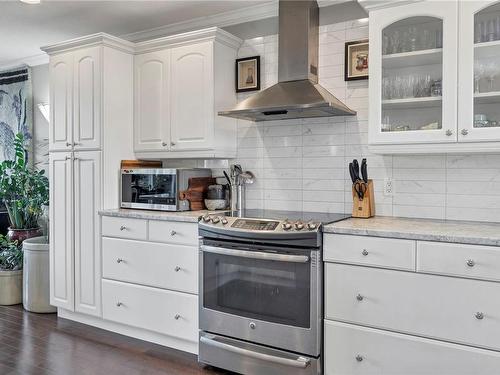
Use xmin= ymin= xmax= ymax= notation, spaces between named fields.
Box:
xmin=202 ymin=215 xmax=211 ymax=223
xmin=282 ymin=222 xmax=292 ymax=230
xmin=307 ymin=222 xmax=318 ymax=230
xmin=211 ymin=216 xmax=220 ymax=224
xmin=294 ymin=221 xmax=304 ymax=230
xmin=221 ymin=217 xmax=228 ymax=225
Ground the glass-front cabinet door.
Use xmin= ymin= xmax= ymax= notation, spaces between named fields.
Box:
xmin=369 ymin=1 xmax=458 ymax=145
xmin=459 ymin=1 xmax=500 ymax=142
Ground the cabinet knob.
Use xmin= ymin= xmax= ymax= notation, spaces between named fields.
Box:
xmin=73 ymin=142 xmax=81 ymax=146
xmin=475 ymin=312 xmax=484 ymax=320
xmin=116 ymin=258 xmax=124 ymax=264
xmin=170 ymin=141 xmax=176 ymax=147
xmin=461 ymin=129 xmax=469 ymax=136
xmin=356 ymin=294 xmax=364 ymax=301
xmin=162 ymin=142 xmax=167 ymax=147
xmin=170 ymin=230 xmax=176 ymax=236
xmin=362 ymin=249 xmax=369 ymax=256
xmin=120 ymin=226 xmax=127 ymax=231
xmin=174 ymin=314 xmax=181 ymax=320
xmin=355 ymin=355 xmax=363 ymax=362
xmin=116 ymin=302 xmax=123 ymax=307
xmin=174 ymin=266 xmax=181 ymax=272
xmin=66 ymin=142 xmax=73 ymax=147
xmin=466 ymin=259 xmax=475 ymax=267
xmin=446 ymin=129 xmax=453 ymax=136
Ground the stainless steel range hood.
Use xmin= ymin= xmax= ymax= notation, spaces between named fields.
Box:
xmin=219 ymin=0 xmax=356 ymax=122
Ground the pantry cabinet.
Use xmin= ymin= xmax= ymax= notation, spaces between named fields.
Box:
xmin=43 ymin=34 xmax=135 ymax=317
xmin=368 ymin=0 xmax=500 ymax=153
xmin=133 ymin=28 xmax=242 ymax=159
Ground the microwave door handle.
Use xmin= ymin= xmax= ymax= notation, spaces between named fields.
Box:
xmin=201 ymin=245 xmax=309 ymax=263
xmin=200 ymin=336 xmax=310 ymax=369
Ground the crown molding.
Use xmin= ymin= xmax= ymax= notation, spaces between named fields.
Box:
xmin=41 ymin=32 xmax=135 ymax=55
xmin=121 ymin=1 xmax=278 ymax=42
xmin=135 ymin=27 xmax=242 ymax=54
xmin=0 ymin=53 xmax=49 ymax=71
xmin=357 ymin=0 xmax=422 ymax=12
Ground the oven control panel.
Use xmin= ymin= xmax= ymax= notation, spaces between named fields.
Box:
xmin=200 ymin=214 xmax=321 ymax=233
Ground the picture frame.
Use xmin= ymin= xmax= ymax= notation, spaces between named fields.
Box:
xmin=236 ymin=56 xmax=260 ymax=93
xmin=345 ymin=40 xmax=369 ymax=81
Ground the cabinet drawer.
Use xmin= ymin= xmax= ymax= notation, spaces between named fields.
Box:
xmin=418 ymin=241 xmax=500 ymax=282
xmin=102 ymin=279 xmax=197 ymax=343
xmin=102 ymin=238 xmax=197 ymax=294
xmin=101 ymin=216 xmax=147 ymax=240
xmin=324 ymin=320 xmax=500 ymax=375
xmin=324 ymin=234 xmax=416 ymax=271
xmin=149 ymin=220 xmax=198 ymax=246
xmin=325 ymin=263 xmax=500 ymax=351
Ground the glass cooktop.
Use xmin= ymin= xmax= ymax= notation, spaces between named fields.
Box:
xmin=220 ymin=209 xmax=350 ymax=225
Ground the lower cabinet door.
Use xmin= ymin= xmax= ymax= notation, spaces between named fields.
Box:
xmin=102 ymin=279 xmax=198 ymax=343
xmin=74 ymin=151 xmax=101 ymax=317
xmin=324 ymin=320 xmax=500 ymax=375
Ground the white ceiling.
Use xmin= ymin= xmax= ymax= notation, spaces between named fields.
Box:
xmin=0 ymin=0 xmax=269 ymax=66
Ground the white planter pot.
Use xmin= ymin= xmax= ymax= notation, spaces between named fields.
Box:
xmin=0 ymin=269 xmax=23 ymax=305
xmin=23 ymin=236 xmax=56 ymax=313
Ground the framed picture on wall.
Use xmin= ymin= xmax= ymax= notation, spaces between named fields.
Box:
xmin=345 ymin=40 xmax=369 ymax=81
xmin=236 ymin=56 xmax=260 ymax=93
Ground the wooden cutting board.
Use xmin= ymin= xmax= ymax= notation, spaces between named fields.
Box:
xmin=178 ymin=177 xmax=216 ymax=211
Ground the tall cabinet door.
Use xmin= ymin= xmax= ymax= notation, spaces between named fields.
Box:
xmin=170 ymin=42 xmax=214 ymax=151
xmin=73 ymin=46 xmax=102 ymax=150
xmin=458 ymin=1 xmax=500 ymax=142
xmin=49 ymin=152 xmax=74 ymax=310
xmin=369 ymin=1 xmax=458 ymax=145
xmin=49 ymin=53 xmax=73 ymax=152
xmin=134 ymin=50 xmax=171 ymax=152
xmin=74 ymin=151 xmax=102 ymax=316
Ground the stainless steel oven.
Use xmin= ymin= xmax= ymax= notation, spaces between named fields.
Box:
xmin=197 ymin=210 xmax=342 ymax=375
xmin=120 ymin=168 xmax=211 ymax=211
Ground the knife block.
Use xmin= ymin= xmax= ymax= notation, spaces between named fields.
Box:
xmin=352 ymin=180 xmax=375 ymax=218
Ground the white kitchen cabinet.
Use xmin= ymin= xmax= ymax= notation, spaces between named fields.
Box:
xmin=134 ymin=50 xmax=171 ymax=152
xmin=43 ymin=33 xmax=134 ymax=317
xmin=368 ymin=0 xmax=500 ymax=153
xmin=49 ymin=152 xmax=74 ymax=310
xmin=133 ymin=28 xmax=242 ymax=159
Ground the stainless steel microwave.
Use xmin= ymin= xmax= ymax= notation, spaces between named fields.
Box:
xmin=120 ymin=168 xmax=211 ymax=211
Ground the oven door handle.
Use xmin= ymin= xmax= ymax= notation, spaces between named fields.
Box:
xmin=200 ymin=335 xmax=311 ymax=368
xmin=200 ymin=245 xmax=309 ymax=263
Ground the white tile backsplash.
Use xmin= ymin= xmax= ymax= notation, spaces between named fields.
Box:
xmin=163 ymin=19 xmax=500 ymax=223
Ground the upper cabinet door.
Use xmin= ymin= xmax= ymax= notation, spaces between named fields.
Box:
xmin=458 ymin=1 xmax=500 ymax=142
xmin=73 ymin=46 xmax=102 ymax=150
xmin=134 ymin=50 xmax=171 ymax=152
xmin=74 ymin=151 xmax=102 ymax=317
xmin=50 ymin=53 xmax=73 ymax=152
xmin=369 ymin=1 xmax=458 ymax=145
xmin=49 ymin=152 xmax=74 ymax=310
xmin=170 ymin=42 xmax=214 ymax=151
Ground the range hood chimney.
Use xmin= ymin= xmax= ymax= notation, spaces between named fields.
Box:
xmin=218 ymin=0 xmax=356 ymax=122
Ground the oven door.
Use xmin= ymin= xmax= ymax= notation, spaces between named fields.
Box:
xmin=120 ymin=170 xmax=177 ymax=211
xmin=199 ymin=243 xmax=321 ymax=356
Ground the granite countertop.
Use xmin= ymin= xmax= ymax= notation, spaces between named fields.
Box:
xmin=98 ymin=208 xmax=222 ymax=223
xmin=324 ymin=216 xmax=500 ymax=247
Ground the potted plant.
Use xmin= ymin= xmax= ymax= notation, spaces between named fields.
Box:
xmin=0 ymin=133 xmax=49 ymax=243
xmin=0 ymin=235 xmax=22 ymax=305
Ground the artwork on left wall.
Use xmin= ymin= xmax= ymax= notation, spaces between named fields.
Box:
xmin=0 ymin=66 xmax=32 ymax=163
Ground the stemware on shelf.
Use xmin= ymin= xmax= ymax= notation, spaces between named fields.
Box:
xmin=474 ymin=61 xmax=485 ymax=93
xmin=483 ymin=61 xmax=498 ymax=92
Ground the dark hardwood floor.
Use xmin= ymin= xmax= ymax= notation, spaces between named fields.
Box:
xmin=0 ymin=304 xmax=232 ymax=375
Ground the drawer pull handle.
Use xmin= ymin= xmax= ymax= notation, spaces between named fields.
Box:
xmin=174 ymin=314 xmax=181 ymax=320
xmin=174 ymin=266 xmax=181 ymax=272
xmin=466 ymin=259 xmax=475 ymax=267
xmin=362 ymin=249 xmax=368 ymax=256
xmin=116 ymin=302 xmax=123 ymax=307
xmin=120 ymin=226 xmax=127 ymax=231
xmin=356 ymin=294 xmax=364 ymax=301
xmin=116 ymin=258 xmax=124 ymax=263
xmin=475 ymin=312 xmax=484 ymax=320
xmin=355 ymin=355 xmax=363 ymax=362
xmin=170 ymin=230 xmax=177 ymax=236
